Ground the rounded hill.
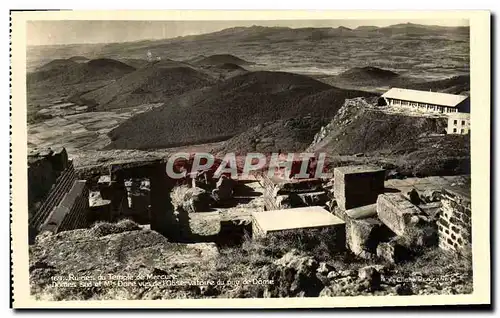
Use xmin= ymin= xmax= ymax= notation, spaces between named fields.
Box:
xmin=28 ymin=58 xmax=136 ymax=87
xmin=72 ymin=62 xmax=216 ymax=109
xmin=106 ymin=71 xmax=375 ymax=150
xmin=216 ymin=63 xmax=246 ymax=70
xmin=194 ymin=54 xmax=254 ymax=66
xmin=337 ymin=66 xmax=399 ymax=82
xmin=35 ymin=59 xmax=79 ymax=72
xmin=68 ymin=56 xmax=89 ymax=62
xmin=86 ymin=58 xmax=135 ymax=71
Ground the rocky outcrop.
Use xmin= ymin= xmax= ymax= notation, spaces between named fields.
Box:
xmin=260 ymin=250 xmax=323 ymax=297
xmin=309 ymin=97 xmax=374 ymax=150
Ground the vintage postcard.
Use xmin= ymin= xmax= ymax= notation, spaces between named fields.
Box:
xmin=10 ymin=10 xmax=491 ymax=308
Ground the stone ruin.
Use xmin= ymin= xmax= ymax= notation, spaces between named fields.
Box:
xmin=88 ymin=159 xmax=188 ymax=241
xmin=28 ymin=145 xmax=472 ymax=266
xmin=326 ymin=165 xmax=471 ymax=263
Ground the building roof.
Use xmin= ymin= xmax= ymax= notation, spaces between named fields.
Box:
xmin=382 ymin=88 xmax=469 ymax=107
xmin=251 ymin=206 xmax=344 ymax=233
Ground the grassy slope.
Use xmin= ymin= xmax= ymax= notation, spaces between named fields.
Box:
xmin=214 ymin=89 xmax=377 ymax=154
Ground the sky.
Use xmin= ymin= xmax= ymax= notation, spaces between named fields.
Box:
xmin=26 ymin=19 xmax=469 ymax=46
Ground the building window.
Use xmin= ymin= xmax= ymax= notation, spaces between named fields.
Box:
xmin=461 ymin=129 xmax=464 ymax=134
xmin=461 ymin=120 xmax=465 ymax=125
xmin=453 ymin=128 xmax=457 ymax=133
xmin=454 ymin=120 xmax=457 ymax=125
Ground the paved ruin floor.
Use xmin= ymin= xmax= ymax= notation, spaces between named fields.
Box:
xmin=189 ymin=180 xmax=266 ymax=237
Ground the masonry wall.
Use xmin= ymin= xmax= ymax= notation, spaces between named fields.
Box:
xmin=28 ymin=148 xmax=69 ymax=214
xmin=438 ymin=188 xmax=472 ymax=254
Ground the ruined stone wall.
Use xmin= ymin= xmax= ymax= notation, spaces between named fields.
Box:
xmin=41 ymin=180 xmax=90 ymax=233
xmin=28 ymin=148 xmax=69 ymax=211
xmin=438 ymin=188 xmax=471 ymax=254
xmin=29 ymin=159 xmax=76 ymax=232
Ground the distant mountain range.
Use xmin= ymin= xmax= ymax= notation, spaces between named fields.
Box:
xmin=26 ymin=23 xmax=469 ymax=74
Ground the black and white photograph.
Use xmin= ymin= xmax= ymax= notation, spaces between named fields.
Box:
xmin=9 ymin=10 xmax=491 ymax=308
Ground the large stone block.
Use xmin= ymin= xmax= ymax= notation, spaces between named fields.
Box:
xmin=376 ymin=193 xmax=428 ymax=236
xmin=97 ymin=175 xmax=114 ymax=200
xmin=334 ymin=165 xmax=385 ymax=210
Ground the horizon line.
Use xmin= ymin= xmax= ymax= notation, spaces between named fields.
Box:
xmin=27 ymin=21 xmax=469 ymax=47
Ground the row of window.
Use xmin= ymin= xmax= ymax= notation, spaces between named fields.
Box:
xmin=453 ymin=128 xmax=467 ymax=134
xmin=389 ymin=99 xmax=457 ymax=113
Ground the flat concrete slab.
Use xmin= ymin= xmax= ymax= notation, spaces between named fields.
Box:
xmin=252 ymin=206 xmax=345 ymax=237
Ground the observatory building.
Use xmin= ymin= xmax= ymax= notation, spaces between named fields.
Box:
xmin=381 ymin=88 xmax=470 ymax=114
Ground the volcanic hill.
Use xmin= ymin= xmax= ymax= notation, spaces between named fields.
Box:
xmin=193 ymin=54 xmax=254 ymax=66
xmin=337 ymin=66 xmax=400 ymax=82
xmin=68 ymin=56 xmax=89 ymax=63
xmin=71 ymin=60 xmax=216 ymax=109
xmin=320 ymin=66 xmax=470 ymax=95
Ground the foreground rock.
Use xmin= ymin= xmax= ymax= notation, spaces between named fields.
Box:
xmin=30 ymin=221 xmax=219 ymax=300
xmin=30 ymin=222 xmax=473 ymax=300
xmin=260 ymin=250 xmax=323 ymax=297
